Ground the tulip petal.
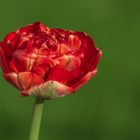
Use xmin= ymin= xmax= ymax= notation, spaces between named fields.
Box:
xmin=72 ymin=69 xmax=97 ymax=90
xmin=0 ymin=46 xmax=10 ymax=73
xmin=55 ymin=54 xmax=81 ymax=71
xmin=32 ymin=65 xmax=50 ymax=78
xmin=91 ymin=49 xmax=102 ymax=70
xmin=46 ymin=67 xmax=81 ymax=85
xmin=3 ymin=72 xmax=22 ymax=90
xmin=32 ymin=56 xmax=53 ymax=78
xmin=59 ymin=43 xmax=71 ymax=53
xmin=16 ymin=22 xmax=49 ymax=35
xmin=10 ymin=52 xmax=32 ymax=72
xmin=68 ymin=34 xmax=81 ymax=50
xmin=17 ymin=72 xmax=44 ymax=90
xmin=21 ymin=80 xmax=74 ymax=99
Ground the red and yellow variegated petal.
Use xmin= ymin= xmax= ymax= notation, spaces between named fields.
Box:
xmin=17 ymin=72 xmax=44 ymax=90
xmin=26 ymin=39 xmax=34 ymax=48
xmin=46 ymin=67 xmax=80 ymax=85
xmin=3 ymin=72 xmax=22 ymax=90
xmin=4 ymin=31 xmax=15 ymax=39
xmin=72 ymin=69 xmax=97 ymax=90
xmin=46 ymin=68 xmax=69 ymax=82
xmin=3 ymin=32 xmax=20 ymax=53
xmin=9 ymin=50 xmax=36 ymax=73
xmin=56 ymin=55 xmax=81 ymax=71
xmin=31 ymin=22 xmax=49 ymax=34
xmin=35 ymin=56 xmax=52 ymax=66
xmin=0 ymin=47 xmax=10 ymax=73
xmin=82 ymin=36 xmax=96 ymax=66
xmin=50 ymin=28 xmax=69 ymax=42
xmin=31 ymin=56 xmax=53 ymax=77
xmin=32 ymin=65 xmax=49 ymax=78
xmin=9 ymin=56 xmax=28 ymax=73
xmin=17 ymin=33 xmax=33 ymax=49
xmin=1 ymin=32 xmax=18 ymax=58
xmin=3 ymin=32 xmax=16 ymax=46
xmin=58 ymin=34 xmax=81 ymax=54
xmin=39 ymin=22 xmax=50 ymax=32
xmin=16 ymin=24 xmax=33 ymax=34
xmin=73 ymin=35 xmax=96 ymax=78
xmin=68 ymin=49 xmax=101 ymax=87
xmin=91 ymin=49 xmax=102 ymax=70
xmin=54 ymin=81 xmax=75 ymax=97
xmin=16 ymin=22 xmax=49 ymax=35
xmin=84 ymin=36 xmax=101 ymax=72
xmin=21 ymin=80 xmax=74 ymax=99
xmin=65 ymin=55 xmax=81 ymax=71
xmin=59 ymin=43 xmax=71 ymax=54
xmin=67 ymin=35 xmax=101 ymax=87
xmin=68 ymin=34 xmax=81 ymax=50
xmin=55 ymin=55 xmax=69 ymax=68
xmin=37 ymin=48 xmax=49 ymax=56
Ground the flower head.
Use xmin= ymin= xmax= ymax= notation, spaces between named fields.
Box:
xmin=0 ymin=22 xmax=102 ymax=99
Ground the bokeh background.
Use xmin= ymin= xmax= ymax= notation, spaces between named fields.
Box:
xmin=0 ymin=0 xmax=140 ymax=140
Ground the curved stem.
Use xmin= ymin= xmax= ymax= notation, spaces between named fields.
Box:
xmin=28 ymin=98 xmax=45 ymax=140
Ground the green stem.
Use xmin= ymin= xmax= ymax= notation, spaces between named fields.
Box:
xmin=29 ymin=98 xmax=45 ymax=140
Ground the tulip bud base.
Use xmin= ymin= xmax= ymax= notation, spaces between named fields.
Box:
xmin=27 ymin=80 xmax=74 ymax=99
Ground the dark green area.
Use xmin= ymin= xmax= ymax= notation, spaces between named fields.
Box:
xmin=0 ymin=0 xmax=140 ymax=140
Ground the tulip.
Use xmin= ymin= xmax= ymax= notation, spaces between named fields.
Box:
xmin=0 ymin=22 xmax=101 ymax=99
xmin=0 ymin=22 xmax=102 ymax=140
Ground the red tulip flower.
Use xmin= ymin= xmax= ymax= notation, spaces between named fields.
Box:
xmin=0 ymin=22 xmax=102 ymax=99
xmin=0 ymin=22 xmax=102 ymax=140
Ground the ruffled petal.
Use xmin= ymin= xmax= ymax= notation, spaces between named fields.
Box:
xmin=72 ymin=69 xmax=97 ymax=90
xmin=17 ymin=72 xmax=44 ymax=90
xmin=91 ymin=49 xmax=102 ymax=70
xmin=55 ymin=54 xmax=81 ymax=71
xmin=16 ymin=22 xmax=49 ymax=35
xmin=3 ymin=72 xmax=22 ymax=90
xmin=21 ymin=80 xmax=74 ymax=99
xmin=9 ymin=49 xmax=38 ymax=72
xmin=0 ymin=46 xmax=10 ymax=73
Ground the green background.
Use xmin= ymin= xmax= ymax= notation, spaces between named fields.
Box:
xmin=0 ymin=0 xmax=140 ymax=140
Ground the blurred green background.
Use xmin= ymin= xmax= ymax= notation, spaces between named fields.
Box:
xmin=0 ymin=0 xmax=140 ymax=140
